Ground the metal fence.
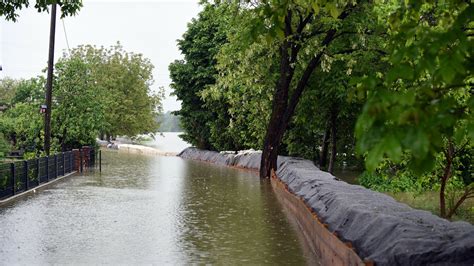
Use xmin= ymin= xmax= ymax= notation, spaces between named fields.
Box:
xmin=0 ymin=148 xmax=98 ymax=200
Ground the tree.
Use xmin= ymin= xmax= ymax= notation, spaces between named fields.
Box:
xmin=0 ymin=78 xmax=44 ymax=153
xmin=0 ymin=78 xmax=18 ymax=106
xmin=284 ymin=61 xmax=366 ymax=173
xmin=228 ymin=1 xmax=382 ymax=178
xmin=0 ymin=0 xmax=82 ymax=21
xmin=0 ymin=133 xmax=9 ymax=158
xmin=356 ymin=0 xmax=473 ymax=218
xmin=53 ymin=53 xmax=106 ymax=150
xmin=0 ymin=43 xmax=161 ymax=154
xmin=67 ymin=44 xmax=161 ymax=140
xmin=169 ymin=3 xmax=231 ymax=150
xmin=201 ymin=16 xmax=277 ymax=151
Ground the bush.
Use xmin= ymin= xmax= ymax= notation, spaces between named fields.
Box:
xmin=0 ymin=133 xmax=10 ymax=159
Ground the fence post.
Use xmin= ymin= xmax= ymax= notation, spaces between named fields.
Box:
xmin=10 ymin=163 xmax=15 ymax=196
xmin=99 ymin=150 xmax=102 ymax=172
xmin=45 ymin=156 xmax=49 ymax=182
xmin=70 ymin=152 xmax=73 ymax=173
xmin=24 ymin=160 xmax=29 ymax=191
xmin=62 ymin=152 xmax=66 ymax=175
xmin=54 ymin=154 xmax=58 ymax=178
xmin=80 ymin=150 xmax=83 ymax=173
xmin=36 ymin=158 xmax=40 ymax=185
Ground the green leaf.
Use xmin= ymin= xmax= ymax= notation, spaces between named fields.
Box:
xmin=326 ymin=3 xmax=341 ymax=19
xmin=383 ymin=134 xmax=402 ymax=162
xmin=311 ymin=2 xmax=320 ymax=14
xmin=366 ymin=141 xmax=385 ymax=172
xmin=387 ymin=63 xmax=414 ymax=83
xmin=440 ymin=63 xmax=456 ymax=83
xmin=411 ymin=129 xmax=430 ymax=159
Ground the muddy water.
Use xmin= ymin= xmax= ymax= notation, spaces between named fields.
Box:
xmin=0 ymin=151 xmax=309 ymax=264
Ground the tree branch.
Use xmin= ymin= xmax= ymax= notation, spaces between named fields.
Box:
xmin=332 ymin=47 xmax=387 ymax=56
xmin=281 ymin=6 xmax=354 ymax=128
xmin=296 ymin=12 xmax=313 ymax=35
xmin=284 ymin=10 xmax=293 ymax=37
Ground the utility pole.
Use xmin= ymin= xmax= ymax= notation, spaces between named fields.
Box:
xmin=44 ymin=3 xmax=57 ymax=156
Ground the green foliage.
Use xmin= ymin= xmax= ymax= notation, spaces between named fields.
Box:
xmin=0 ymin=78 xmax=18 ymax=106
xmin=0 ymin=43 xmax=161 ymax=154
xmin=66 ymin=43 xmax=161 ymax=139
xmin=203 ymin=27 xmax=277 ymax=150
xmin=358 ymin=171 xmax=419 ymax=193
xmin=354 ymin=0 xmax=473 ymax=218
xmin=0 ymin=78 xmax=44 ymax=153
xmin=356 ymin=1 xmax=473 ymax=173
xmin=359 ymin=152 xmax=468 ymax=194
xmin=169 ymin=3 xmax=232 ymax=150
xmin=0 ymin=133 xmax=10 ymax=158
xmin=11 ymin=77 xmax=44 ymax=105
xmin=0 ymin=0 xmax=82 ymax=21
xmin=175 ymin=1 xmax=386 ymax=169
xmin=53 ymin=53 xmax=106 ymax=150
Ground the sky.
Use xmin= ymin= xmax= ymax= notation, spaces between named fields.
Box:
xmin=0 ymin=0 xmax=202 ymax=112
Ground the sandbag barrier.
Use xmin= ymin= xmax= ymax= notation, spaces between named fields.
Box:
xmin=178 ymin=147 xmax=474 ymax=265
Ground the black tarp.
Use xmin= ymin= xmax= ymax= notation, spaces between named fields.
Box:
xmin=178 ymin=147 xmax=474 ymax=265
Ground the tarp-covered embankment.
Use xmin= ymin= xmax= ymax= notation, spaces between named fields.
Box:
xmin=178 ymin=147 xmax=474 ymax=265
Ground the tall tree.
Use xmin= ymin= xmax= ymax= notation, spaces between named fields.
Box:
xmin=235 ymin=1 xmax=382 ymax=178
xmin=67 ymin=44 xmax=160 ymax=140
xmin=53 ymin=53 xmax=106 ymax=150
xmin=169 ymin=4 xmax=231 ymax=150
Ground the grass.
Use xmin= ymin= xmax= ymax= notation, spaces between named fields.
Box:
xmin=386 ymin=191 xmax=474 ymax=224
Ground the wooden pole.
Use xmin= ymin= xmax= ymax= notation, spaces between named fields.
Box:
xmin=44 ymin=3 xmax=57 ymax=156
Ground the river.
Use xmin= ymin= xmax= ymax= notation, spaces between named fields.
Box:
xmin=0 ymin=150 xmax=309 ymax=264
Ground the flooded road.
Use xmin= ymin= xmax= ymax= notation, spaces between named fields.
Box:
xmin=0 ymin=151 xmax=308 ymax=264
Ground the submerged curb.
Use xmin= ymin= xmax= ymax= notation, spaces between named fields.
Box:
xmin=115 ymin=144 xmax=177 ymax=156
xmin=178 ymin=147 xmax=474 ymax=265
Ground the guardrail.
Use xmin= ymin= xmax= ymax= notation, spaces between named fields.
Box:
xmin=0 ymin=148 xmax=99 ymax=200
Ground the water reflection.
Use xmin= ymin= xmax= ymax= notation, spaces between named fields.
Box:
xmin=0 ymin=151 xmax=307 ymax=264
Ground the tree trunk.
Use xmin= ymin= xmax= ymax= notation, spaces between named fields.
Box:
xmin=260 ymin=58 xmax=292 ymax=178
xmin=319 ymin=121 xmax=330 ymax=169
xmin=328 ymin=107 xmax=338 ymax=174
xmin=259 ymin=12 xmax=294 ymax=179
xmin=440 ymin=141 xmax=454 ymax=218
xmin=259 ymin=8 xmax=350 ymax=179
xmin=440 ymin=176 xmax=447 ymax=218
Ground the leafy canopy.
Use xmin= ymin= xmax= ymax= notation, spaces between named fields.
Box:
xmin=0 ymin=0 xmax=82 ymax=21
xmin=356 ymin=0 xmax=473 ymax=173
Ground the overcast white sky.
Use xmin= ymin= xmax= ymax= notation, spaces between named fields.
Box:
xmin=0 ymin=0 xmax=202 ymax=112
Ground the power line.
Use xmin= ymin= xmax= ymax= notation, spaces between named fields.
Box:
xmin=61 ymin=18 xmax=71 ymax=55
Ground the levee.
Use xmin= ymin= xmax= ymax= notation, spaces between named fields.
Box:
xmin=178 ymin=147 xmax=474 ymax=265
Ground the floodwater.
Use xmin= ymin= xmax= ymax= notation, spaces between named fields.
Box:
xmin=145 ymin=132 xmax=191 ymax=153
xmin=332 ymin=169 xmax=360 ymax=184
xmin=0 ymin=151 xmax=308 ymax=264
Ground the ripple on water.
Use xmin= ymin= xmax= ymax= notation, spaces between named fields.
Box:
xmin=0 ymin=151 xmax=309 ymax=264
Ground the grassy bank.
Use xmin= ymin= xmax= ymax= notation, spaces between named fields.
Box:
xmin=333 ymin=170 xmax=474 ymax=224
xmin=387 ymin=191 xmax=474 ymax=224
